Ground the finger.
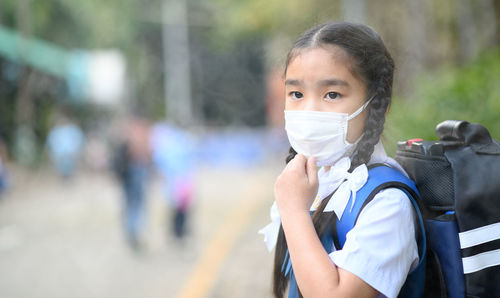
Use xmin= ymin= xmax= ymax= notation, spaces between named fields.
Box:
xmin=292 ymin=154 xmax=307 ymax=165
xmin=306 ymin=156 xmax=318 ymax=184
xmin=291 ymin=154 xmax=308 ymax=172
xmin=285 ymin=153 xmax=303 ymax=167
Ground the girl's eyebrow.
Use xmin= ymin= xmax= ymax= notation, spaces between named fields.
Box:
xmin=285 ymin=79 xmax=302 ymax=86
xmin=284 ymin=78 xmax=349 ymax=87
xmin=317 ymin=79 xmax=349 ymax=87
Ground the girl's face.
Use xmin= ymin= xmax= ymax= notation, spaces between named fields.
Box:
xmin=285 ymin=46 xmax=368 ymax=143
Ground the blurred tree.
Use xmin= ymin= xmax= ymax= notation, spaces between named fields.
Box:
xmin=0 ymin=0 xmax=144 ymax=161
xmin=162 ymin=0 xmax=193 ymax=126
xmin=0 ymin=0 xmax=499 ymax=157
xmin=342 ymin=0 xmax=366 ymax=23
xmin=455 ymin=0 xmax=497 ymax=63
xmin=386 ymin=49 xmax=500 ymax=155
xmin=207 ymin=0 xmax=500 ymax=93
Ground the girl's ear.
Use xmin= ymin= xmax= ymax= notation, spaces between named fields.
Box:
xmin=385 ymin=101 xmax=391 ymax=115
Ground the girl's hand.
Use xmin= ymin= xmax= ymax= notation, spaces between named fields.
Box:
xmin=274 ymin=154 xmax=318 ymax=216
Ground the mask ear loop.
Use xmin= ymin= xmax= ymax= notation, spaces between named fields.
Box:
xmin=345 ymin=95 xmax=376 ymax=168
xmin=347 ymin=95 xmax=374 ymax=121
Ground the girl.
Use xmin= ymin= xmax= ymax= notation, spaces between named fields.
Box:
xmin=259 ymin=22 xmax=419 ymax=298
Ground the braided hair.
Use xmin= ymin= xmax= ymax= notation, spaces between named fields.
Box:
xmin=273 ymin=22 xmax=394 ymax=298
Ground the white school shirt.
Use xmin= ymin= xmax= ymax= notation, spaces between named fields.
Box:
xmin=259 ymin=142 xmax=418 ymax=298
xmin=321 ymin=142 xmax=418 ymax=298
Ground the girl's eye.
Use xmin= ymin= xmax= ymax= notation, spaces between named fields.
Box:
xmin=325 ymin=92 xmax=340 ymax=101
xmin=289 ymin=91 xmax=304 ymax=100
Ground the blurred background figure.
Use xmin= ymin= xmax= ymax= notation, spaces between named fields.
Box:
xmin=112 ymin=115 xmax=152 ymax=250
xmin=151 ymin=122 xmax=196 ymax=241
xmin=46 ymin=115 xmax=85 ymax=179
xmin=0 ymin=137 xmax=9 ymax=197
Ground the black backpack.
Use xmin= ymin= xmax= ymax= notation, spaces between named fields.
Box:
xmin=395 ymin=120 xmax=500 ymax=297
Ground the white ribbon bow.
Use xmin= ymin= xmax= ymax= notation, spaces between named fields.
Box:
xmin=323 ymin=160 xmax=368 ymax=219
xmin=258 ymin=201 xmax=281 ymax=252
xmin=258 ymin=157 xmax=368 ymax=252
xmin=312 ymin=157 xmax=351 ymax=209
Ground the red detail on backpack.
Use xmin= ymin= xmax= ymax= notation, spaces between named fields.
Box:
xmin=407 ymin=138 xmax=424 ymax=146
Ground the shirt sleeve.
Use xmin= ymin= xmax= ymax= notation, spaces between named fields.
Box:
xmin=328 ymin=188 xmax=418 ymax=298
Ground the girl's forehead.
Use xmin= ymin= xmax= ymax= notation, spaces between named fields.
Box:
xmin=290 ymin=45 xmax=351 ymax=65
xmin=286 ymin=47 xmax=357 ymax=80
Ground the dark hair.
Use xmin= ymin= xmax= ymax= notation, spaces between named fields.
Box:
xmin=273 ymin=22 xmax=394 ymax=298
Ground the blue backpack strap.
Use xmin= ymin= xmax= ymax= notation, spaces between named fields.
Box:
xmin=288 ymin=272 xmax=300 ymax=298
xmin=335 ymin=165 xmax=426 ymax=298
xmin=286 ymin=165 xmax=427 ymax=298
xmin=336 ymin=166 xmax=419 ymax=246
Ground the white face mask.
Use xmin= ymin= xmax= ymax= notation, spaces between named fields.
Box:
xmin=284 ymin=98 xmax=373 ymax=166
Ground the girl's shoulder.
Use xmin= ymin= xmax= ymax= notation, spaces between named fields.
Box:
xmin=369 ymin=187 xmax=414 ymax=214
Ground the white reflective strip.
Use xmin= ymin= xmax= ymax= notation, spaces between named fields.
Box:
xmin=459 ymin=222 xmax=500 ymax=249
xmin=462 ymin=248 xmax=500 ymax=274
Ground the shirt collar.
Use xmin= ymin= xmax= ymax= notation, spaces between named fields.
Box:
xmin=258 ymin=141 xmax=406 ymax=252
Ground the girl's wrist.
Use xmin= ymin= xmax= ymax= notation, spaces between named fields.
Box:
xmin=275 ymin=195 xmax=314 ymax=217
xmin=280 ymin=208 xmax=311 ymax=222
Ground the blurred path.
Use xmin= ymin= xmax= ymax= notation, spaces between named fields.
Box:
xmin=0 ymin=162 xmax=281 ymax=298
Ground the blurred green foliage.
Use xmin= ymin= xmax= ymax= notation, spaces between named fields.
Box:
xmin=210 ymin=0 xmax=340 ymax=41
xmin=385 ymin=49 xmax=500 ymax=155
xmin=1 ymin=0 xmax=500 ymax=162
